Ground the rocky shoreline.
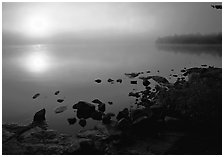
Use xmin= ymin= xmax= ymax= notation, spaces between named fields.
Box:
xmin=3 ymin=66 xmax=222 ymax=155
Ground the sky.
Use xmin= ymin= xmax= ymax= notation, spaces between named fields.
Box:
xmin=2 ymin=2 xmax=222 ymax=44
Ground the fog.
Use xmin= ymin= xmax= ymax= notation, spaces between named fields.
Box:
xmin=3 ymin=2 xmax=222 ymax=45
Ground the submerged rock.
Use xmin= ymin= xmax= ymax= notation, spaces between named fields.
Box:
xmin=79 ymin=119 xmax=87 ymax=127
xmin=67 ymin=117 xmax=77 ymax=125
xmin=54 ymin=106 xmax=67 ymax=114
xmin=143 ymin=80 xmax=150 ymax=86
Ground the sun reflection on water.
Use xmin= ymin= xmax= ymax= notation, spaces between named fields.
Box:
xmin=25 ymin=45 xmax=50 ymax=73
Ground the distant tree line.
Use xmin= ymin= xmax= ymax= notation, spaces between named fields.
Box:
xmin=156 ymin=33 xmax=222 ymax=45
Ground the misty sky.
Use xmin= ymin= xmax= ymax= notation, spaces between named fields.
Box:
xmin=3 ymin=2 xmax=222 ymax=44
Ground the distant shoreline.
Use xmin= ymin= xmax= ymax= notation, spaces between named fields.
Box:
xmin=156 ymin=33 xmax=222 ymax=45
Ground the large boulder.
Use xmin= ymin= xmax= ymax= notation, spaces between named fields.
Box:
xmin=73 ymin=101 xmax=96 ymax=119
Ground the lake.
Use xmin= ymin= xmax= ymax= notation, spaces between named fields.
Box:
xmin=2 ymin=42 xmax=222 ymax=134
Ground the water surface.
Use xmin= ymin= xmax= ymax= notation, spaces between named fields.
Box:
xmin=3 ymin=42 xmax=221 ymax=134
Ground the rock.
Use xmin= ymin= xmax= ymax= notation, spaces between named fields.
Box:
xmin=117 ymin=118 xmax=131 ymax=130
xmin=116 ymin=79 xmax=122 ymax=83
xmin=92 ymin=99 xmax=103 ymax=104
xmin=108 ymin=101 xmax=113 ymax=105
xmin=130 ymin=81 xmax=137 ymax=84
xmin=57 ymin=99 xmax=64 ymax=103
xmin=98 ymin=103 xmax=106 ymax=112
xmin=128 ymin=92 xmax=140 ymax=98
xmin=124 ymin=72 xmax=141 ymax=78
xmin=146 ymin=70 xmax=151 ymax=73
xmin=54 ymin=106 xmax=67 ymax=114
xmin=95 ymin=79 xmax=102 ymax=83
xmin=139 ymin=76 xmax=169 ymax=85
xmin=107 ymin=78 xmax=114 ymax=83
xmin=105 ymin=112 xmax=115 ymax=117
xmin=67 ymin=117 xmax=77 ymax=125
xmin=116 ymin=108 xmax=129 ymax=121
xmin=130 ymin=108 xmax=152 ymax=125
xmin=172 ymin=74 xmax=178 ymax=77
xmin=33 ymin=109 xmax=46 ymax=124
xmin=91 ymin=111 xmax=103 ymax=121
xmin=102 ymin=114 xmax=111 ymax=124
xmin=32 ymin=93 xmax=40 ymax=99
xmin=180 ymin=69 xmax=186 ymax=73
xmin=54 ymin=91 xmax=60 ymax=95
xmin=79 ymin=119 xmax=87 ymax=127
xmin=143 ymin=80 xmax=150 ymax=86
xmin=201 ymin=64 xmax=207 ymax=67
xmin=73 ymin=101 xmax=96 ymax=119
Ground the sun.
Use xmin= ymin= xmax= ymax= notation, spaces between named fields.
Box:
xmin=23 ymin=14 xmax=51 ymax=38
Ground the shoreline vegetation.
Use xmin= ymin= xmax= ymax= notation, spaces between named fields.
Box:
xmin=156 ymin=33 xmax=222 ymax=45
xmin=2 ymin=65 xmax=222 ymax=155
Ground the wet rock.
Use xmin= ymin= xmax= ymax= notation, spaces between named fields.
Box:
xmin=57 ymin=99 xmax=64 ymax=103
xmin=116 ymin=108 xmax=129 ymax=121
xmin=33 ymin=109 xmax=46 ymax=124
xmin=92 ymin=99 xmax=103 ymax=104
xmin=67 ymin=117 xmax=77 ymax=125
xmin=73 ymin=101 xmax=96 ymax=119
xmin=79 ymin=119 xmax=87 ymax=127
xmin=54 ymin=106 xmax=67 ymax=114
xmin=95 ymin=79 xmax=102 ymax=83
xmin=98 ymin=103 xmax=106 ymax=112
xmin=32 ymin=93 xmax=40 ymax=99
xmin=130 ymin=80 xmax=137 ymax=84
xmin=91 ymin=111 xmax=103 ymax=121
xmin=116 ymin=79 xmax=122 ymax=83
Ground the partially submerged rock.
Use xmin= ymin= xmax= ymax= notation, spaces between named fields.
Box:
xmin=95 ymin=79 xmax=102 ymax=83
xmin=116 ymin=79 xmax=122 ymax=83
xmin=32 ymin=93 xmax=40 ymax=99
xmin=98 ymin=103 xmax=106 ymax=112
xmin=54 ymin=106 xmax=67 ymax=114
xmin=79 ymin=119 xmax=87 ymax=127
xmin=73 ymin=101 xmax=96 ymax=119
xmin=130 ymin=81 xmax=137 ymax=84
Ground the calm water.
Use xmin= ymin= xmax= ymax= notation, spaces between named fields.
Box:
xmin=3 ymin=42 xmax=221 ymax=134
